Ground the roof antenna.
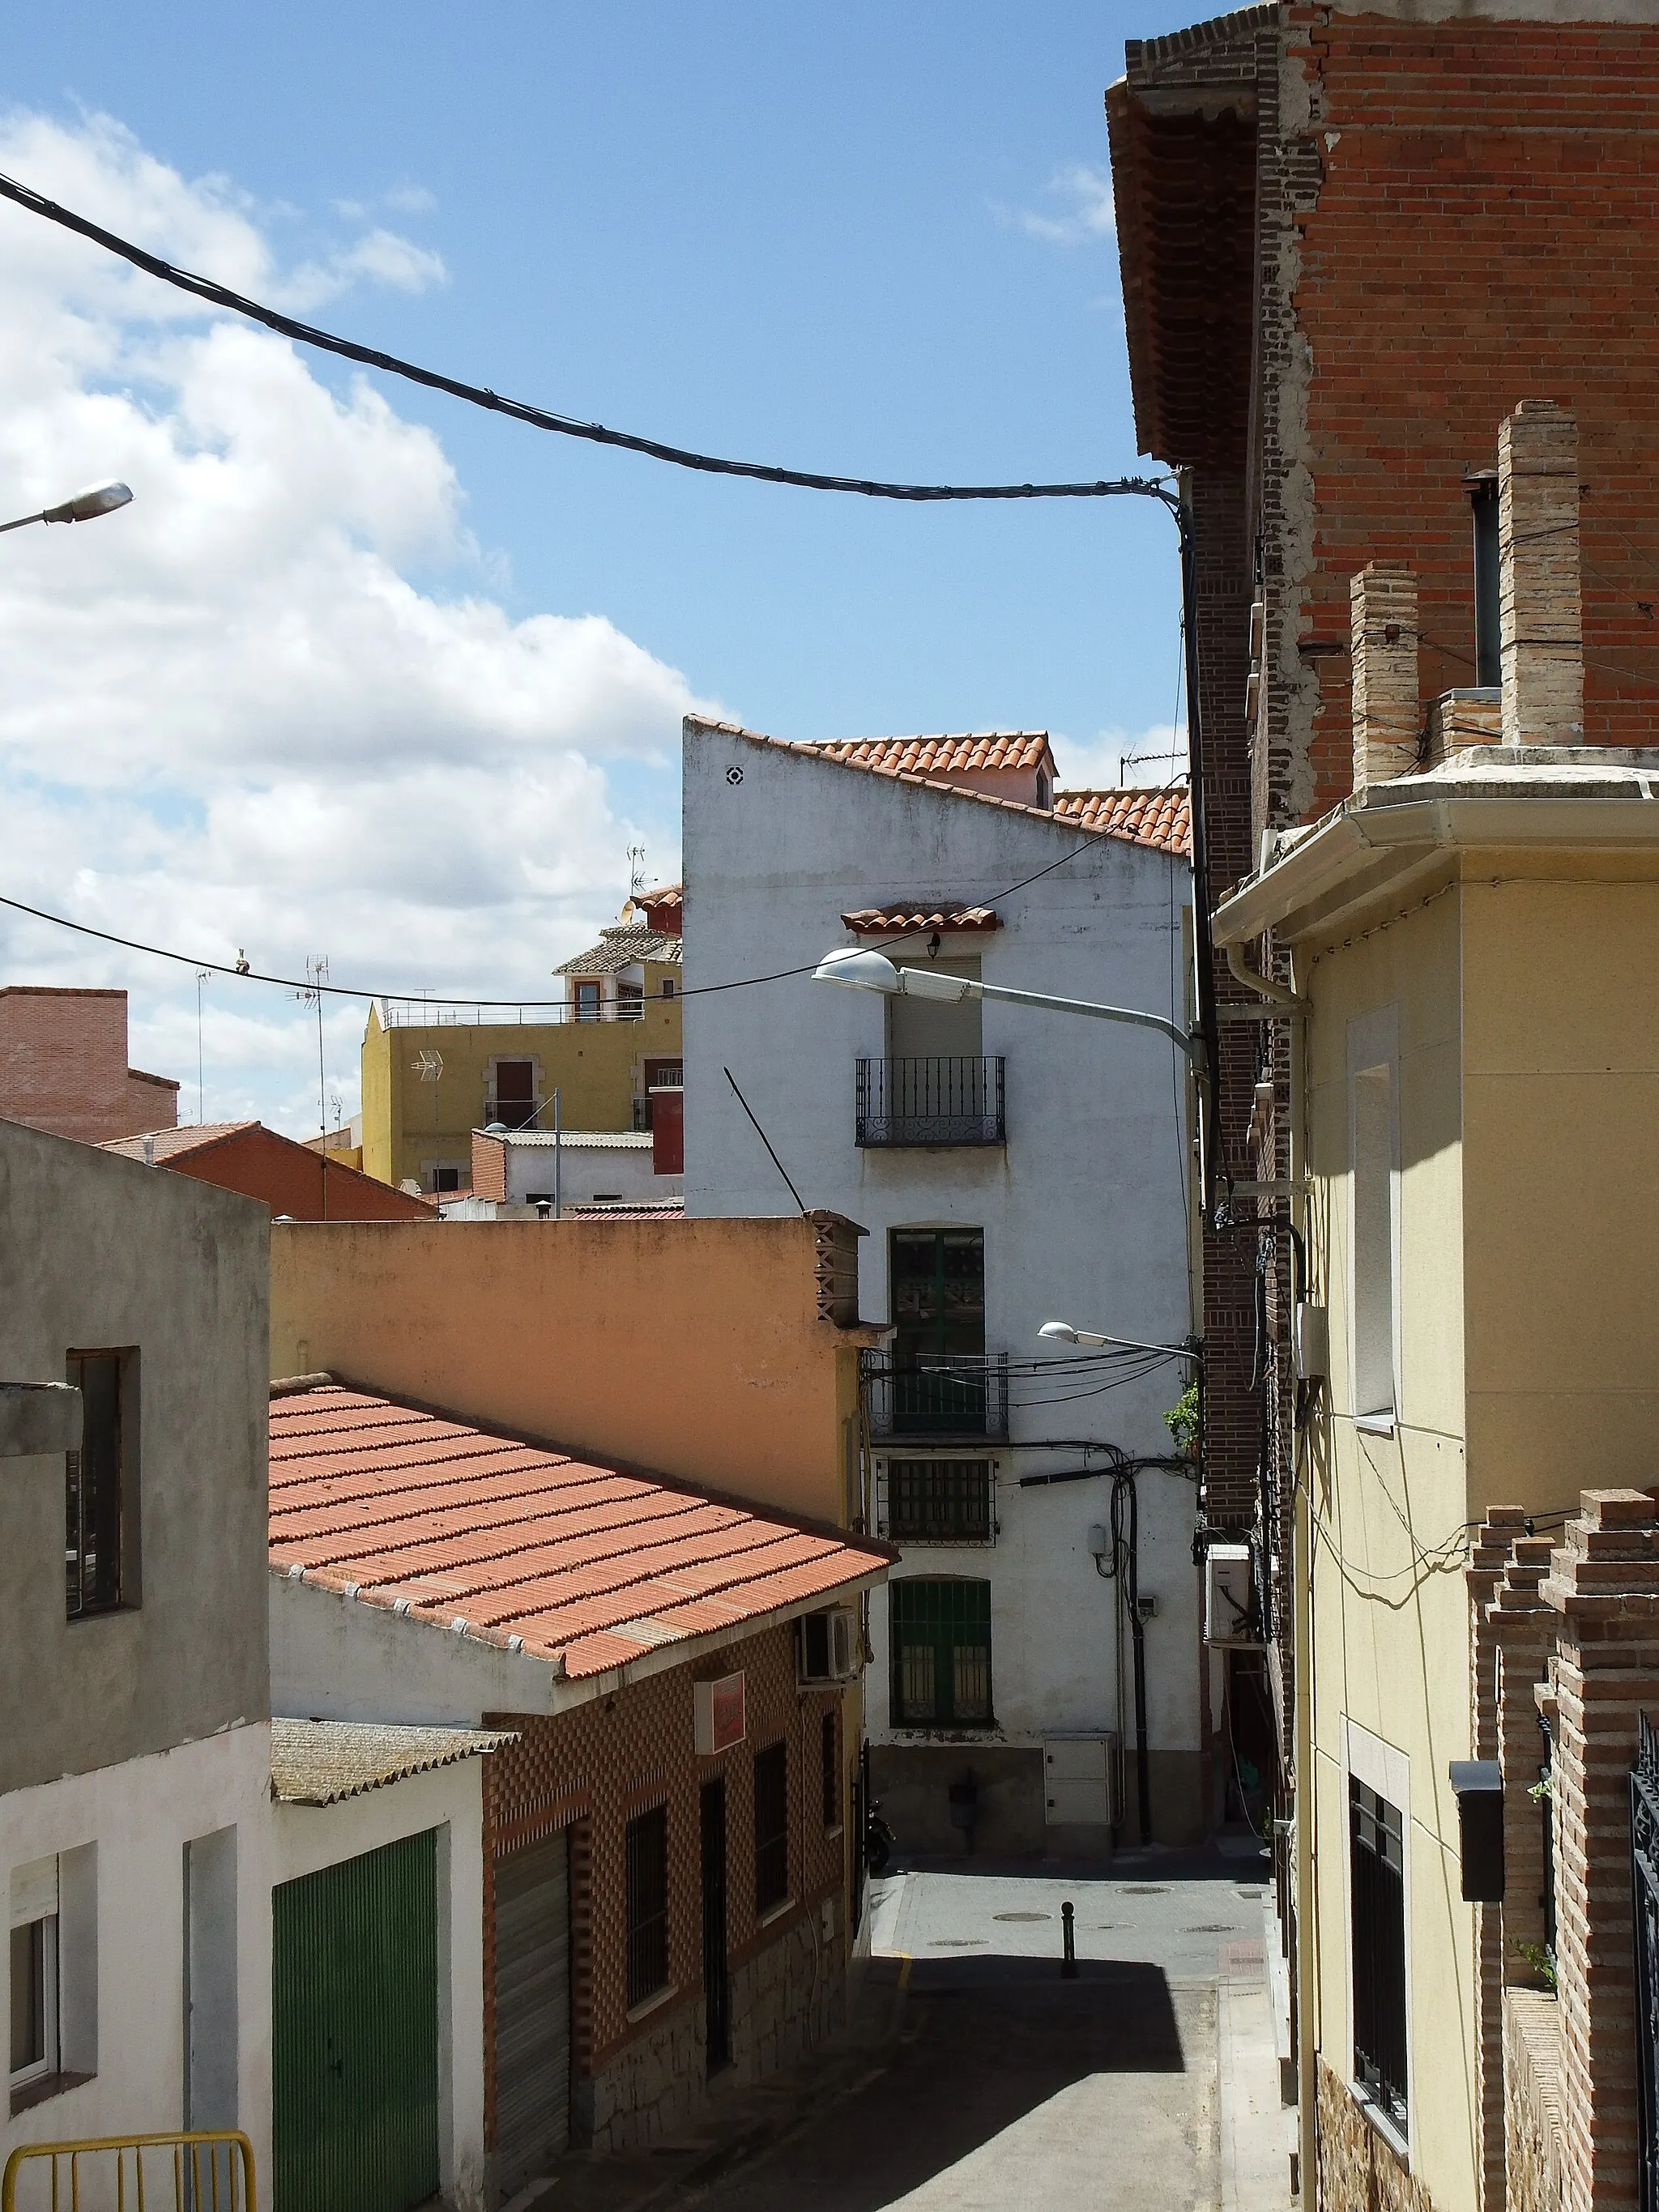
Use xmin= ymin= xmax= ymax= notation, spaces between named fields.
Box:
xmin=628 ymin=843 xmax=647 ymax=898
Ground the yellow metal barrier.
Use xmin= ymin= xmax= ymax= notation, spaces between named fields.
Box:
xmin=1 ymin=2133 xmax=255 ymax=2212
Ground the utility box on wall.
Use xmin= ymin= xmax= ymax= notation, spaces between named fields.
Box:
xmin=1043 ymin=1735 xmax=1117 ymax=1831
xmin=1205 ymin=1543 xmax=1260 ymax=1647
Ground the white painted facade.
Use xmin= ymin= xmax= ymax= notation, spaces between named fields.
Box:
xmin=273 ymin=1759 xmax=488 ymax=2212
xmin=682 ymin=721 xmax=1202 ymax=1843
xmin=2 ymin=1723 xmax=275 ymax=2182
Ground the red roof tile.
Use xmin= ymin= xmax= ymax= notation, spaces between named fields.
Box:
xmin=841 ymin=903 xmax=999 ymax=936
xmin=269 ymin=1385 xmax=890 ymax=1680
xmin=812 ymin=733 xmax=1054 ymax=777
xmin=1051 ymin=786 xmax=1192 ymax=855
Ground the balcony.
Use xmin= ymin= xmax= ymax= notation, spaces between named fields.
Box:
xmin=863 ymin=1352 xmax=1009 ymax=1442
xmin=484 ymin=1096 xmax=542 ymax=1130
xmin=855 ymin=1057 xmax=1005 ymax=1148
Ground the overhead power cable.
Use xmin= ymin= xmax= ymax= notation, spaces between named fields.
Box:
xmin=0 ymin=168 xmax=1174 ymax=512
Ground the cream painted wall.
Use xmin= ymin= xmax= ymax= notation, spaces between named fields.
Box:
xmin=269 ymin=1216 xmax=871 ymax=1528
xmin=1 ymin=1724 xmax=275 ymax=2190
xmin=1461 ymin=872 xmax=1659 ymax=1502
xmin=273 ymin=1760 xmax=488 ymax=2212
xmin=1299 ymin=884 xmax=1478 ymax=2212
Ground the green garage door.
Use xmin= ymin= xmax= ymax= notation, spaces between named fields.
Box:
xmin=273 ymin=1829 xmax=440 ymax=2212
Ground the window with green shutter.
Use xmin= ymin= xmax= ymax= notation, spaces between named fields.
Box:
xmin=889 ymin=1579 xmax=992 ymax=1727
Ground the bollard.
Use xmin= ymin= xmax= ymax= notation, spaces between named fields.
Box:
xmin=1061 ymin=1899 xmax=1079 ymax=1979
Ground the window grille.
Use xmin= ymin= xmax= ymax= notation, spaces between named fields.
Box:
xmin=66 ymin=1350 xmax=126 ymax=1619
xmin=821 ymin=1711 xmax=838 ymax=1830
xmin=625 ymin=1806 xmax=669 ymax=2008
xmin=882 ymin=1459 xmax=993 ymax=1544
xmin=753 ymin=1743 xmax=789 ymax=1913
xmin=1350 ymin=1776 xmax=1408 ymax=2126
xmin=889 ymin=1579 xmax=992 ymax=1727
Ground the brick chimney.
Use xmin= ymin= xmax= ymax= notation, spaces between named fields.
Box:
xmin=1350 ymin=562 xmax=1420 ymax=792
xmin=1499 ymin=400 xmax=1583 ymax=746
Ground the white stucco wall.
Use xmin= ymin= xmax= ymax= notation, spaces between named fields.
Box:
xmin=273 ymin=1760 xmax=488 ymax=2212
xmin=1 ymin=1722 xmax=275 ymax=2185
xmin=681 ymin=722 xmax=1200 ymax=1766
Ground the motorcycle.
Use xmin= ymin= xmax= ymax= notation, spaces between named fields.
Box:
xmin=865 ymin=1797 xmax=897 ymax=1876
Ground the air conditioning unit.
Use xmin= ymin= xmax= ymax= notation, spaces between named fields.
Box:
xmin=796 ymin=1607 xmax=859 ymax=1686
xmin=1205 ymin=1542 xmax=1260 ymax=1647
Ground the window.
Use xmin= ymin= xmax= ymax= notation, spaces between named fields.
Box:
xmin=889 ymin=1579 xmax=992 ymax=1727
xmin=1469 ymin=475 xmax=1500 ymax=687
xmin=66 ymin=1351 xmax=129 ymax=1619
xmin=624 ymin=1807 xmax=669 ymax=2008
xmin=753 ymin=1743 xmax=788 ymax=1914
xmin=889 ymin=1230 xmax=987 ymax=1436
xmin=661 ymin=978 xmax=676 ymax=999
xmin=1350 ymin=1038 xmax=1397 ymax=1422
xmin=885 ymin=957 xmax=982 ymax=1059
xmin=821 ymin=1711 xmax=839 ymax=1831
xmin=886 ymin=1459 xmax=992 ymax=1543
xmin=1350 ymin=1777 xmax=1408 ymax=2129
xmin=574 ymin=980 xmax=601 ymax=1022
xmin=490 ymin=1059 xmax=537 ymax=1129
xmin=617 ymin=980 xmax=644 ymax=1019
xmin=433 ymin=1166 xmax=462 ymax=1195
xmin=10 ymin=1856 xmax=59 ymax=2097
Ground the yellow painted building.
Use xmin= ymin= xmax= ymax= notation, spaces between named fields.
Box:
xmin=359 ymin=923 xmax=681 ymax=1192
xmin=1215 ymin=761 xmax=1659 ymax=2212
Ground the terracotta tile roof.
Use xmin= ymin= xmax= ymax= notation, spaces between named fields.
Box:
xmin=810 ymin=733 xmax=1054 ymax=778
xmin=552 ymin=924 xmax=683 ymax=976
xmin=269 ymin=1383 xmax=890 ymax=1681
xmin=688 ymin=720 xmax=1182 ymax=854
xmin=105 ymin=1121 xmax=258 ymax=1161
xmin=841 ymin=903 xmax=1000 ymax=935
xmin=271 ymin=1718 xmax=516 ymax=1805
xmin=1051 ymin=786 xmax=1192 ymax=855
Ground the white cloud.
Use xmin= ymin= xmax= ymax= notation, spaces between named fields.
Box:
xmin=1050 ymin=722 xmax=1187 ymax=790
xmin=0 ymin=110 xmax=713 ymax=1137
xmin=1006 ymin=163 xmax=1117 ymax=247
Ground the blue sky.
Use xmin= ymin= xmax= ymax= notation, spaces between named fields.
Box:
xmin=0 ymin=5 xmax=1192 ymax=1132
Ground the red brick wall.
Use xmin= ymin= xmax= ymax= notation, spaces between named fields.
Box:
xmin=170 ymin=1126 xmax=435 ymax=1221
xmin=471 ymin=1131 xmax=507 ymax=1204
xmin=1288 ymin=11 xmax=1659 ymax=818
xmin=481 ymin=1622 xmax=847 ymax=2141
xmin=0 ymin=987 xmax=178 ymax=1144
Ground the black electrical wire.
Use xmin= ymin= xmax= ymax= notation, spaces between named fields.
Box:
xmin=0 ymin=167 xmax=1175 ymax=512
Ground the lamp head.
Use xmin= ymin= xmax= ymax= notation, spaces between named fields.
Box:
xmin=43 ymin=480 xmax=133 ymax=525
xmin=813 ymin=946 xmax=901 ymax=994
xmin=1038 ymin=1320 xmax=1080 ymax=1344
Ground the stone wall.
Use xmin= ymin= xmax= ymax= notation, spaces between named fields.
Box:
xmin=1504 ymin=1989 xmax=1564 ymax=2212
xmin=1316 ymin=2056 xmax=1437 ymax=2212
xmin=729 ymin=1896 xmax=843 ymax=2083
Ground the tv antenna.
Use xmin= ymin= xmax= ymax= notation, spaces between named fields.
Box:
xmin=628 ymin=844 xmax=647 ymax=898
xmin=295 ymin=956 xmax=330 ymax=1141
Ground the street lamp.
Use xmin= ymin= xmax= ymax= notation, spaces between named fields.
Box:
xmin=0 ymin=481 xmax=134 ymax=535
xmin=1038 ymin=1319 xmax=1201 ymax=1362
xmin=812 ymin=945 xmax=1204 ymax=1069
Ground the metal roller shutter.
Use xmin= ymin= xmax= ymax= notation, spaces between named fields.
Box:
xmin=494 ymin=1829 xmax=572 ymax=2194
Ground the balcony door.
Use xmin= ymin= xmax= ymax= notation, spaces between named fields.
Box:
xmin=889 ymin=1230 xmax=985 ymax=1435
xmin=885 ymin=958 xmax=982 ymax=1059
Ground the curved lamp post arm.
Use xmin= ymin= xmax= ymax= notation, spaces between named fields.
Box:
xmin=0 ymin=481 xmax=133 ymax=534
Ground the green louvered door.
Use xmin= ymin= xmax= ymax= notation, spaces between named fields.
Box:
xmin=273 ymin=1830 xmax=440 ymax=2212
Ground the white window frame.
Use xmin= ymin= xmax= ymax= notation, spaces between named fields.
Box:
xmin=1347 ymin=1008 xmax=1401 ymax=1430
xmin=1341 ymin=1717 xmax=1414 ymax=2163
xmin=9 ymin=1856 xmax=61 ymax=2092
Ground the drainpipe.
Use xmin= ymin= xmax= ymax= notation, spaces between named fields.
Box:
xmin=552 ymin=1089 xmax=562 ymax=1220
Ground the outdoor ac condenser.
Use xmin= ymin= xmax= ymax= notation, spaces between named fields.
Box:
xmin=796 ymin=1606 xmax=858 ymax=1686
xmin=1205 ymin=1542 xmax=1260 ymax=1647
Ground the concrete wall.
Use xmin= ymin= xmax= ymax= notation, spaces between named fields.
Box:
xmin=680 ymin=721 xmax=1202 ymax=1843
xmin=0 ymin=1724 xmax=275 ymax=2186
xmin=269 ymin=1214 xmax=872 ymax=1528
xmin=274 ymin=1760 xmax=488 ymax=2212
xmin=0 ymin=1119 xmax=271 ymax=1792
xmin=360 ymin=996 xmax=681 ymax=1191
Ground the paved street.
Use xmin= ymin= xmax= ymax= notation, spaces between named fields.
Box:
xmin=546 ymin=1844 xmax=1290 ymax=2212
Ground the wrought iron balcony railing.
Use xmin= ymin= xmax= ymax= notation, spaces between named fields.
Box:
xmin=855 ymin=1056 xmax=1005 ymax=1147
xmin=863 ymin=1352 xmax=1009 ymax=1441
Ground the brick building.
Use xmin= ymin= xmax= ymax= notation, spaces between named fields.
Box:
xmin=1108 ymin=0 xmax=1659 ymax=1912
xmin=104 ymin=1120 xmax=435 ymax=1221
xmin=267 ymin=1381 xmax=891 ymax=2196
xmin=0 ymin=987 xmax=178 ymax=1144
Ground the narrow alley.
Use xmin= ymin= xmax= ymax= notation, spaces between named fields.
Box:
xmin=540 ymin=1847 xmax=1287 ymax=2212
